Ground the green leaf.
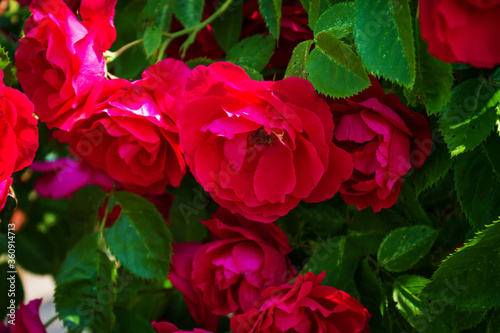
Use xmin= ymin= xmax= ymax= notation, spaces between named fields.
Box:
xmin=393 ymin=275 xmax=451 ymax=333
xmin=410 ymin=132 xmax=452 ymax=196
xmin=354 ymin=0 xmax=416 ymax=87
xmin=225 ymin=34 xmax=275 ymax=72
xmin=355 ymin=260 xmax=387 ymax=330
xmin=55 ymin=233 xmax=115 ymax=331
xmin=211 ymin=2 xmax=242 ymax=52
xmin=307 ymin=0 xmax=320 ymax=30
xmin=284 ymin=40 xmax=313 ymax=79
xmin=404 ymin=20 xmax=454 ymax=115
xmin=172 ymin=0 xmax=204 ymax=28
xmin=143 ymin=25 xmax=163 ymax=58
xmin=0 ymin=46 xmax=12 ymax=87
xmin=421 ymin=220 xmax=500 ymax=311
xmin=113 ymin=307 xmax=156 ymax=333
xmin=439 ymin=79 xmax=500 ymax=156
xmin=377 ymin=225 xmax=437 ymax=272
xmin=185 ymin=57 xmax=216 ymax=70
xmin=393 ymin=184 xmax=432 ymax=225
xmin=313 ymin=2 xmax=354 ymax=38
xmin=0 ymin=264 xmax=24 ymax=321
xmin=240 ymin=66 xmax=264 ymax=81
xmin=105 ymin=191 xmax=172 ymax=279
xmin=306 ymin=32 xmax=370 ymax=98
xmin=454 ymin=134 xmax=500 ymax=230
xmin=258 ymin=0 xmax=282 ymax=39
xmin=302 ymin=235 xmax=361 ymax=296
xmin=143 ymin=0 xmax=169 ymax=18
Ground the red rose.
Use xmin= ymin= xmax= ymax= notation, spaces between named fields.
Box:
xmin=152 ymin=321 xmax=211 ymax=333
xmin=15 ymin=0 xmax=116 ymax=130
xmin=0 ymin=178 xmax=12 ymax=211
xmin=230 ymin=271 xmax=371 ymax=333
xmin=179 ymin=62 xmax=352 ymax=222
xmin=0 ymin=299 xmax=46 ymax=333
xmin=0 ymin=70 xmax=39 ymax=183
xmin=54 ymin=59 xmax=189 ymax=194
xmin=419 ymin=0 xmax=500 ymax=68
xmin=169 ymin=208 xmax=297 ymax=331
xmin=330 ymin=77 xmax=431 ymax=212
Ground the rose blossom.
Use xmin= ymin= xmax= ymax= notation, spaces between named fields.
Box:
xmin=54 ymin=59 xmax=189 ymax=194
xmin=330 ymin=77 xmax=431 ymax=212
xmin=419 ymin=0 xmax=500 ymax=68
xmin=15 ymin=0 xmax=116 ymax=130
xmin=152 ymin=322 xmax=210 ymax=333
xmin=0 ymin=70 xmax=39 ymax=183
xmin=0 ymin=299 xmax=46 ymax=333
xmin=179 ymin=62 xmax=353 ymax=222
xmin=230 ymin=271 xmax=371 ymax=333
xmin=169 ymin=207 xmax=297 ymax=331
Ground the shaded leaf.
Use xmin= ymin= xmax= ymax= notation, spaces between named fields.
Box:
xmin=172 ymin=0 xmax=204 ymax=28
xmin=143 ymin=25 xmax=163 ymax=58
xmin=313 ymin=1 xmax=354 ymax=38
xmin=211 ymin=1 xmax=243 ymax=52
xmin=225 ymin=34 xmax=275 ymax=72
xmin=258 ymin=0 xmax=282 ymax=38
xmin=284 ymin=40 xmax=313 ymax=79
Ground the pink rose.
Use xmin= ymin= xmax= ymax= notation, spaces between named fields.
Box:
xmin=0 ymin=178 xmax=12 ymax=211
xmin=330 ymin=77 xmax=431 ymax=212
xmin=170 ymin=208 xmax=297 ymax=331
xmin=230 ymin=272 xmax=371 ymax=333
xmin=0 ymin=70 xmax=39 ymax=183
xmin=0 ymin=299 xmax=46 ymax=333
xmin=419 ymin=0 xmax=500 ymax=68
xmin=152 ymin=321 xmax=210 ymax=333
xmin=30 ymin=157 xmax=115 ymax=199
xmin=15 ymin=0 xmax=116 ymax=130
xmin=179 ymin=62 xmax=352 ymax=222
xmin=54 ymin=59 xmax=189 ymax=194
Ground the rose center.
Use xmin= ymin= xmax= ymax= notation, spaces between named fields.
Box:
xmin=247 ymin=127 xmax=274 ymax=147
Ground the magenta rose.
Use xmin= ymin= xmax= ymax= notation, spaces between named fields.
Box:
xmin=0 ymin=178 xmax=12 ymax=211
xmin=179 ymin=62 xmax=353 ymax=222
xmin=15 ymin=0 xmax=116 ymax=130
xmin=419 ymin=0 xmax=500 ymax=68
xmin=0 ymin=299 xmax=46 ymax=333
xmin=152 ymin=322 xmax=210 ymax=333
xmin=0 ymin=70 xmax=39 ymax=183
xmin=330 ymin=77 xmax=431 ymax=212
xmin=169 ymin=208 xmax=297 ymax=331
xmin=54 ymin=59 xmax=189 ymax=194
xmin=230 ymin=271 xmax=371 ymax=333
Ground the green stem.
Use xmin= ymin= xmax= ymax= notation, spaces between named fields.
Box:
xmin=160 ymin=0 xmax=234 ymax=39
xmin=44 ymin=314 xmax=58 ymax=328
xmin=98 ymin=183 xmax=116 ymax=248
xmin=105 ymin=39 xmax=143 ymax=63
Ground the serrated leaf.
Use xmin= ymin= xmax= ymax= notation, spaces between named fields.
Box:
xmin=0 ymin=47 xmax=13 ymax=87
xmin=439 ymin=79 xmax=500 ymax=156
xmin=313 ymin=2 xmax=354 ymax=38
xmin=306 ymin=32 xmax=370 ymax=98
xmin=240 ymin=66 xmax=264 ymax=81
xmin=302 ymin=235 xmax=361 ymax=296
xmin=284 ymin=40 xmax=313 ymax=79
xmin=377 ymin=225 xmax=437 ymax=272
xmin=143 ymin=25 xmax=163 ymax=58
xmin=307 ymin=0 xmax=320 ymax=30
xmin=454 ymin=134 xmax=500 ymax=230
xmin=185 ymin=57 xmax=216 ymax=70
xmin=354 ymin=0 xmax=415 ymax=87
xmin=258 ymin=0 xmax=282 ymax=38
xmin=172 ymin=0 xmax=204 ymax=28
xmin=420 ymin=220 xmax=500 ymax=311
xmin=211 ymin=1 xmax=242 ymax=52
xmin=404 ymin=20 xmax=453 ymax=115
xmin=105 ymin=191 xmax=172 ymax=279
xmin=55 ymin=232 xmax=115 ymax=331
xmin=225 ymin=34 xmax=275 ymax=72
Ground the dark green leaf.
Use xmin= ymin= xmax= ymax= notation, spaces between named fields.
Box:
xmin=185 ymin=57 xmax=216 ymax=70
xmin=454 ymin=134 xmax=500 ymax=230
xmin=258 ymin=0 xmax=282 ymax=38
xmin=439 ymin=79 xmax=500 ymax=156
xmin=172 ymin=0 xmax=204 ymax=28
xmin=393 ymin=184 xmax=432 ymax=225
xmin=143 ymin=0 xmax=169 ymax=18
xmin=211 ymin=1 xmax=243 ymax=52
xmin=355 ymin=260 xmax=387 ymax=330
xmin=0 ymin=46 xmax=12 ymax=87
xmin=354 ymin=0 xmax=416 ymax=87
xmin=313 ymin=2 xmax=354 ymax=38
xmin=377 ymin=225 xmax=437 ymax=272
xmin=113 ymin=307 xmax=156 ymax=333
xmin=105 ymin=191 xmax=172 ymax=279
xmin=143 ymin=25 xmax=163 ymax=58
xmin=225 ymin=34 xmax=275 ymax=72
xmin=55 ymin=232 xmax=115 ymax=331
xmin=241 ymin=66 xmax=264 ymax=81
xmin=306 ymin=32 xmax=370 ymax=98
xmin=284 ymin=40 xmax=313 ymax=79
xmin=421 ymin=220 xmax=500 ymax=311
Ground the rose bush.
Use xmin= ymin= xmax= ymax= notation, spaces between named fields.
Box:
xmin=230 ymin=271 xmax=371 ymax=333
xmin=170 ymin=207 xmax=297 ymax=331
xmin=419 ymin=0 xmax=500 ymax=68
xmin=179 ymin=62 xmax=352 ymax=222
xmin=330 ymin=77 xmax=431 ymax=212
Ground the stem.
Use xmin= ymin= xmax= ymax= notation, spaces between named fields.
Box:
xmin=105 ymin=39 xmax=143 ymax=63
xmin=44 ymin=314 xmax=58 ymax=328
xmin=367 ymin=255 xmax=394 ymax=280
xmin=160 ymin=0 xmax=234 ymax=39
xmin=99 ymin=183 xmax=116 ymax=243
